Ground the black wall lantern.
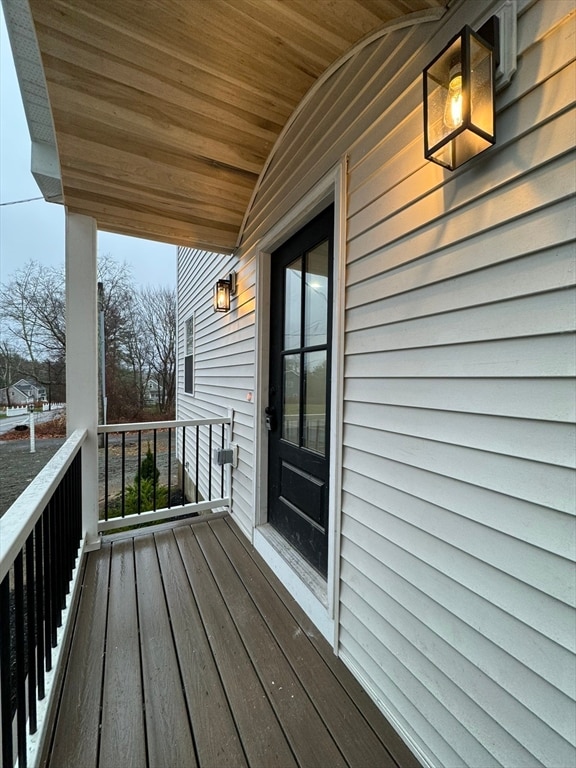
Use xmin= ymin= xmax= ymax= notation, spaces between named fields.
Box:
xmin=214 ymin=271 xmax=236 ymax=312
xmin=423 ymin=18 xmax=499 ymax=170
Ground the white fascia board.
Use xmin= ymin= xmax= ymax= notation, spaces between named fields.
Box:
xmin=2 ymin=0 xmax=63 ymax=203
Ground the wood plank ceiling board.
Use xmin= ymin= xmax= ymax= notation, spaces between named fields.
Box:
xmin=25 ymin=0 xmax=447 ymax=250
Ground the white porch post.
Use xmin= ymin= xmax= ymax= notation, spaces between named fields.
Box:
xmin=66 ymin=212 xmax=100 ymax=548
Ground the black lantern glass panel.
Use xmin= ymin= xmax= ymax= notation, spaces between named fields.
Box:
xmin=424 ymin=25 xmax=495 ymax=170
xmin=214 ymin=278 xmax=231 ymax=312
xmin=213 ymin=272 xmax=236 ymax=312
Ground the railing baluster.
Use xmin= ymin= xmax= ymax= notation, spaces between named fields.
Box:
xmin=208 ymin=425 xmax=213 ymax=500
xmin=0 ymin=572 xmax=13 ymax=768
xmin=104 ymin=431 xmax=109 ymax=521
xmin=59 ymin=486 xmax=66 ymax=613
xmin=66 ymin=466 xmax=73 ymax=581
xmin=74 ymin=452 xmax=81 ymax=543
xmin=195 ymin=425 xmax=199 ymax=504
xmin=167 ymin=427 xmax=172 ymax=509
xmin=15 ymin=552 xmax=27 ymax=767
xmin=67 ymin=467 xmax=74 ymax=587
xmin=221 ymin=423 xmax=225 ymax=499
xmin=26 ymin=534 xmax=37 ymax=734
xmin=153 ymin=429 xmax=158 ymax=511
xmin=43 ymin=505 xmax=52 ymax=671
xmin=121 ymin=432 xmax=126 ymax=518
xmin=66 ymin=466 xmax=74 ymax=584
xmin=49 ymin=501 xmax=59 ymax=643
xmin=137 ymin=430 xmax=142 ymax=515
xmin=34 ymin=519 xmax=45 ymax=700
xmin=181 ymin=426 xmax=186 ymax=506
xmin=54 ymin=482 xmax=64 ymax=616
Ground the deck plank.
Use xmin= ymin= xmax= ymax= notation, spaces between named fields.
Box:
xmin=219 ymin=516 xmax=421 ymax=768
xmin=174 ymin=525 xmax=298 ymax=768
xmin=154 ymin=529 xmax=248 ymax=768
xmin=48 ymin=516 xmax=422 ymax=768
xmin=195 ymin=521 xmax=350 ymax=768
xmin=134 ymin=534 xmax=197 ymax=768
xmin=49 ymin=542 xmax=111 ymax=768
xmin=99 ymin=538 xmax=146 ymax=768
xmin=211 ymin=517 xmax=400 ymax=767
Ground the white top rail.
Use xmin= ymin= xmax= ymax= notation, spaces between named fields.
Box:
xmin=0 ymin=428 xmax=87 ymax=584
xmin=97 ymin=416 xmax=232 ymax=434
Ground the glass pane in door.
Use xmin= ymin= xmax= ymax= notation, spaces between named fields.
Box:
xmin=305 ymin=241 xmax=329 ymax=347
xmin=282 ymin=354 xmax=300 ymax=445
xmin=284 ymin=257 xmax=302 ymax=349
xmin=303 ymin=350 xmax=326 ymax=455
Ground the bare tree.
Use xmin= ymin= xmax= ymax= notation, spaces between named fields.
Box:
xmin=0 ymin=262 xmax=68 ymax=402
xmin=1 ymin=256 xmax=176 ymax=419
xmin=122 ymin=297 xmax=153 ymax=411
xmin=137 ymin=286 xmax=176 ymax=413
xmin=0 ymin=341 xmax=21 ymax=404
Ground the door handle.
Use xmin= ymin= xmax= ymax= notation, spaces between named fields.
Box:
xmin=265 ymin=406 xmax=277 ymax=432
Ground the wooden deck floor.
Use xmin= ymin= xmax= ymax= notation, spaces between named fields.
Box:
xmin=45 ymin=515 xmax=419 ymax=768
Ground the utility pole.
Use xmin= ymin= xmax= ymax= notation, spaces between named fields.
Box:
xmin=48 ymin=359 xmax=52 ymax=410
xmin=28 ymin=399 xmax=35 ymax=453
xmin=98 ymin=282 xmax=107 ymax=425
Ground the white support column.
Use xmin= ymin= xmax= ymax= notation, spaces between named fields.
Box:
xmin=66 ymin=212 xmax=100 ymax=549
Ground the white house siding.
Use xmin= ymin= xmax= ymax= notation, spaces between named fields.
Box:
xmin=177 ymin=247 xmax=256 ymax=537
xmin=178 ymin=0 xmax=575 ymax=765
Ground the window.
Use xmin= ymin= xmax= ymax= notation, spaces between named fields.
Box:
xmin=185 ymin=315 xmax=194 ymax=394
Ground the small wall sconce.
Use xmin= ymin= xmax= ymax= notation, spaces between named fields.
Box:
xmin=214 ymin=271 xmax=236 ymax=312
xmin=423 ymin=18 xmax=498 ymax=170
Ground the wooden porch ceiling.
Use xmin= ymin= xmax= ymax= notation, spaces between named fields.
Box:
xmin=46 ymin=515 xmax=420 ymax=767
xmin=24 ymin=0 xmax=447 ymax=252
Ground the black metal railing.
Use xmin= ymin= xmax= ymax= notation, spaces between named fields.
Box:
xmin=98 ymin=416 xmax=232 ymax=533
xmin=0 ymin=437 xmax=84 ymax=768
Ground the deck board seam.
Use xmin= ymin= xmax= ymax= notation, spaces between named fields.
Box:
xmin=221 ymin=517 xmax=409 ymax=767
xmin=196 ymin=521 xmax=348 ymax=768
xmin=95 ymin=539 xmax=114 ymax=768
xmin=192 ymin=523 xmax=302 ymax=766
xmin=209 ymin=519 xmax=354 ymax=767
xmin=193 ymin=522 xmax=300 ymax=767
xmin=153 ymin=530 xmax=202 ymax=768
xmin=131 ymin=537 xmax=150 ymax=768
xmin=48 ymin=542 xmax=112 ymax=767
xmin=209 ymin=520 xmax=365 ymax=766
xmin=165 ymin=527 xmax=251 ymax=768
xmin=40 ymin=551 xmax=89 ymax=767
xmin=134 ymin=533 xmax=198 ymax=766
xmin=176 ymin=524 xmax=299 ymax=767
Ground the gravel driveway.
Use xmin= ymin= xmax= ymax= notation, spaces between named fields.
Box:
xmin=0 ymin=438 xmax=66 ymax=516
xmin=1 ymin=432 xmax=180 ymax=517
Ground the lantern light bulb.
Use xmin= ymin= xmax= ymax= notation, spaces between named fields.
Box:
xmin=444 ymin=65 xmax=463 ymax=130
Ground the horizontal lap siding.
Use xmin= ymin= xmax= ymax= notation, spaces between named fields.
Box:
xmin=177 ymin=247 xmax=255 ymax=537
xmin=341 ymin=2 xmax=576 ymax=767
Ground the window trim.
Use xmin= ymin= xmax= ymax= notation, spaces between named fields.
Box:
xmin=184 ymin=314 xmax=194 ymax=395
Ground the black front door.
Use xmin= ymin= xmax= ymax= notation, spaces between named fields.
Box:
xmin=267 ymin=205 xmax=334 ymax=576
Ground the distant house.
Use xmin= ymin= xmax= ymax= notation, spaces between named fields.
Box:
xmin=0 ymin=378 xmax=47 ymax=406
xmin=144 ymin=378 xmax=160 ymax=406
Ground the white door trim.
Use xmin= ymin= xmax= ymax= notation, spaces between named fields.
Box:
xmin=252 ymin=157 xmax=347 ymax=650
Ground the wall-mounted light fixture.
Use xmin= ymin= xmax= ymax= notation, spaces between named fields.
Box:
xmin=423 ymin=17 xmax=500 ymax=170
xmin=214 ymin=271 xmax=236 ymax=312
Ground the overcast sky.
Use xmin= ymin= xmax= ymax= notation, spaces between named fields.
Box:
xmin=0 ymin=8 xmax=176 ymax=289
